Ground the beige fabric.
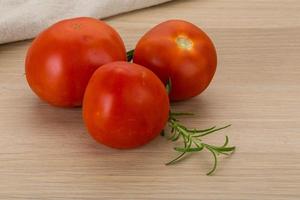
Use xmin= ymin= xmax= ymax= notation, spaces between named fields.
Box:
xmin=0 ymin=0 xmax=171 ymax=44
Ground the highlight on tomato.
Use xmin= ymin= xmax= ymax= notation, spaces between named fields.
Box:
xmin=82 ymin=61 xmax=170 ymax=149
xmin=133 ymin=19 xmax=217 ymax=101
xmin=25 ymin=17 xmax=126 ymax=107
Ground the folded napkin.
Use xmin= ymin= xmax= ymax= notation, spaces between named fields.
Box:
xmin=0 ymin=0 xmax=171 ymax=44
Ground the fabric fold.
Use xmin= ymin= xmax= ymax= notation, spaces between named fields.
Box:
xmin=0 ymin=0 xmax=171 ymax=44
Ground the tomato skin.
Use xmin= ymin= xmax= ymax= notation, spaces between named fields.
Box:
xmin=83 ymin=62 xmax=169 ymax=149
xmin=25 ymin=17 xmax=126 ymax=107
xmin=133 ymin=20 xmax=217 ymax=101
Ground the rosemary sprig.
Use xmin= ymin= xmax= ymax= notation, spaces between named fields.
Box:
xmin=165 ymin=113 xmax=235 ymax=175
xmin=163 ymin=78 xmax=235 ymax=175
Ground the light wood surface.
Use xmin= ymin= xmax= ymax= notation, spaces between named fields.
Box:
xmin=1 ymin=0 xmax=300 ymax=199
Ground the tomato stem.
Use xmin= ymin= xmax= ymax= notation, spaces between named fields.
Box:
xmin=127 ymin=49 xmax=134 ymax=62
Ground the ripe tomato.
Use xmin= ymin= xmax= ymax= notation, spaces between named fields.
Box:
xmin=83 ymin=62 xmax=169 ymax=149
xmin=133 ymin=20 xmax=217 ymax=101
xmin=25 ymin=17 xmax=126 ymax=107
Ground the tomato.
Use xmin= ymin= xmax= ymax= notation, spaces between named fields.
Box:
xmin=83 ymin=61 xmax=169 ymax=149
xmin=133 ymin=20 xmax=217 ymax=101
xmin=25 ymin=17 xmax=126 ymax=107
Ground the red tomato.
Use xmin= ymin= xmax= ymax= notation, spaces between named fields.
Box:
xmin=25 ymin=17 xmax=126 ymax=107
xmin=133 ymin=20 xmax=217 ymax=101
xmin=83 ymin=62 xmax=169 ymax=149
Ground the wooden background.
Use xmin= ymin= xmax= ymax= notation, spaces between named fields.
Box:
xmin=0 ymin=0 xmax=299 ymax=199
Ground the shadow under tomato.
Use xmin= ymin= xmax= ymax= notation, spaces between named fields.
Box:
xmin=29 ymin=98 xmax=83 ymax=129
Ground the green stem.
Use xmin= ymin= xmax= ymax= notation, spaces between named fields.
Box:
xmin=127 ymin=49 xmax=134 ymax=62
xmin=165 ymin=113 xmax=235 ymax=175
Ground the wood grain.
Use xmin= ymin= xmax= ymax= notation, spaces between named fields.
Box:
xmin=0 ymin=0 xmax=300 ymax=199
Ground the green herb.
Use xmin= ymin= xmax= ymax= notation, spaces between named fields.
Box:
xmin=163 ymin=78 xmax=235 ymax=175
xmin=165 ymin=113 xmax=235 ymax=175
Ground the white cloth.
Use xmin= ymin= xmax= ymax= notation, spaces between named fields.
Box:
xmin=0 ymin=0 xmax=171 ymax=44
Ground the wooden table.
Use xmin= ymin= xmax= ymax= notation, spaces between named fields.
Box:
xmin=1 ymin=0 xmax=299 ymax=199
